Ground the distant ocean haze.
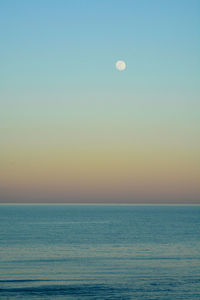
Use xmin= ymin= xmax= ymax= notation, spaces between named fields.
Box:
xmin=0 ymin=141 xmax=199 ymax=203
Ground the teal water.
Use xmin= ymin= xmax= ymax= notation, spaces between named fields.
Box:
xmin=0 ymin=205 xmax=200 ymax=299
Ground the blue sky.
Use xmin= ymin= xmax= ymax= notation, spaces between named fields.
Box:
xmin=0 ymin=0 xmax=200 ymax=203
xmin=1 ymin=0 xmax=199 ymax=91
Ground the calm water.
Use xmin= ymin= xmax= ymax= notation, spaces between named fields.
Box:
xmin=0 ymin=205 xmax=200 ymax=299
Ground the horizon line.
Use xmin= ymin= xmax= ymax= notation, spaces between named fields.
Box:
xmin=0 ymin=203 xmax=199 ymax=206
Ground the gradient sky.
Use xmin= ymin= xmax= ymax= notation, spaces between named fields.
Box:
xmin=0 ymin=0 xmax=200 ymax=203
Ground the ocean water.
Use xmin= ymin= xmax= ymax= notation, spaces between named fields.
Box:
xmin=0 ymin=205 xmax=200 ymax=299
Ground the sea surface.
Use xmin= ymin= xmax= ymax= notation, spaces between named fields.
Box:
xmin=0 ymin=204 xmax=200 ymax=299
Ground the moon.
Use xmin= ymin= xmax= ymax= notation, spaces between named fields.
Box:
xmin=115 ymin=60 xmax=126 ymax=71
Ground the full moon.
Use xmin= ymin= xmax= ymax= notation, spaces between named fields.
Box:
xmin=115 ymin=60 xmax=126 ymax=71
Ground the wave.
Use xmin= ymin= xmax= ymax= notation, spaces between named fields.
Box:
xmin=0 ymin=284 xmax=131 ymax=298
xmin=1 ymin=279 xmax=200 ymax=299
xmin=0 ymin=279 xmax=54 ymax=283
xmin=2 ymin=256 xmax=200 ymax=264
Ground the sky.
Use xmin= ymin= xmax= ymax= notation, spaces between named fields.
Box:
xmin=0 ymin=0 xmax=200 ymax=203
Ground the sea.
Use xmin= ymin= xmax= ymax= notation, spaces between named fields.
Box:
xmin=0 ymin=204 xmax=200 ymax=299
